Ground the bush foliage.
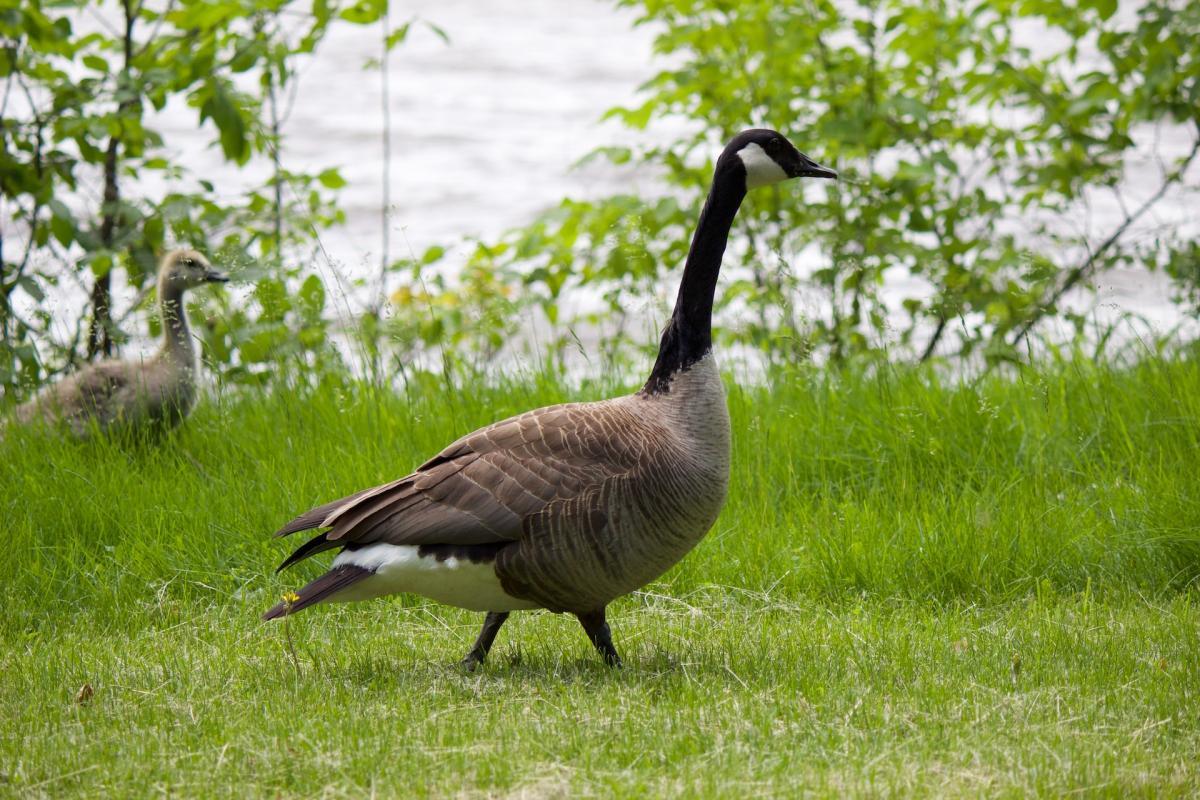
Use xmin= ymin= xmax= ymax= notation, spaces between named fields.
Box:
xmin=0 ymin=0 xmax=397 ymax=396
xmin=3 ymin=0 xmax=1199 ymax=398
xmin=390 ymin=0 xmax=1200 ymax=371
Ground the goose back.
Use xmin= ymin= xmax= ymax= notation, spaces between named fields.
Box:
xmin=11 ymin=354 xmax=197 ymax=438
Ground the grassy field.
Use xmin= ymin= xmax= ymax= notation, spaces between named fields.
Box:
xmin=2 ymin=356 xmax=1199 ymax=797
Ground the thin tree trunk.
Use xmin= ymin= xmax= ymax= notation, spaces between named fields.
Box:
xmin=87 ymin=137 xmax=121 ymax=359
xmin=370 ymin=5 xmax=394 ymax=382
xmin=267 ymin=63 xmax=283 ymax=255
xmin=87 ymin=0 xmax=136 ymax=360
xmin=378 ymin=3 xmax=392 ymax=309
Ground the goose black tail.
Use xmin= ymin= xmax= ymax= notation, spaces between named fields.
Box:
xmin=262 ymin=565 xmax=372 ymax=620
xmin=273 ymin=486 xmax=376 ymax=538
xmin=275 ymin=532 xmax=340 ymax=573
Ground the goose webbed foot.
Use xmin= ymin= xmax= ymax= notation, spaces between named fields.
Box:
xmin=576 ymin=608 xmax=622 ymax=667
xmin=459 ymin=611 xmax=509 ymax=671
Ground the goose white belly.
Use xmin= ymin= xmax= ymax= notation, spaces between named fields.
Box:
xmin=329 ymin=544 xmax=539 ymax=611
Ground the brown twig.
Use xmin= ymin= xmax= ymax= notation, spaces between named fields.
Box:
xmin=1010 ymin=131 xmax=1200 ymax=348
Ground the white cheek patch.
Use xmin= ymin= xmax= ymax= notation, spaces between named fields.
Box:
xmin=737 ymin=142 xmax=789 ymax=189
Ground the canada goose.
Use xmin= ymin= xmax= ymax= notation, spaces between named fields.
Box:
xmin=265 ymin=129 xmax=836 ymax=667
xmin=6 ymin=249 xmax=228 ymax=438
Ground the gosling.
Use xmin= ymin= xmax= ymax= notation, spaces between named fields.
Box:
xmin=5 ymin=249 xmax=229 ymax=438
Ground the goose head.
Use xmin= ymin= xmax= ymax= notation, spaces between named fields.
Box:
xmin=720 ymin=129 xmax=837 ymax=191
xmin=158 ymin=249 xmax=229 ymax=292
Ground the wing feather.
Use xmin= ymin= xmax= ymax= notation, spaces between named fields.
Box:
xmin=272 ymin=400 xmax=645 ymax=572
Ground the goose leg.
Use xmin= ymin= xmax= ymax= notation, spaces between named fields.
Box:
xmin=460 ymin=611 xmax=510 ymax=671
xmin=576 ymin=608 xmax=622 ymax=667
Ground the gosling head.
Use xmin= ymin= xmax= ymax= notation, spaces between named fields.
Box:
xmin=720 ymin=128 xmax=837 ymax=191
xmin=158 ymin=249 xmax=228 ymax=293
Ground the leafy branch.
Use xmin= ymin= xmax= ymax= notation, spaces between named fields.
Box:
xmin=1011 ymin=129 xmax=1200 ymax=349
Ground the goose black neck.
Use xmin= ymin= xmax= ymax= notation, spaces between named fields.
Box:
xmin=642 ymin=163 xmax=746 ymax=395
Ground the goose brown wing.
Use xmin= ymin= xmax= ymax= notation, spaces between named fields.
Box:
xmin=42 ymin=362 xmax=133 ymax=418
xmin=273 ymin=401 xmax=643 ymax=571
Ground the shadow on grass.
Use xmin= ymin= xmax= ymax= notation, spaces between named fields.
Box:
xmin=288 ymin=640 xmax=768 ymax=695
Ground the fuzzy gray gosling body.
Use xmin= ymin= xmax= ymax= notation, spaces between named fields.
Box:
xmin=266 ymin=129 xmax=836 ymax=668
xmin=7 ymin=249 xmax=228 ymax=438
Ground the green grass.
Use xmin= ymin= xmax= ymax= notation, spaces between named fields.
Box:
xmin=3 ymin=356 xmax=1199 ymax=797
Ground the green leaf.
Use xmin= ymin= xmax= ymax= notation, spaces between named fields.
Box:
xmin=47 ymin=199 xmax=76 ymax=246
xmin=254 ymin=279 xmax=290 ymax=322
xmin=88 ymin=253 xmax=114 ymax=278
xmin=240 ymin=326 xmax=290 ymax=363
xmin=1090 ymin=0 xmax=1118 ymax=20
xmin=316 ymin=168 xmax=346 ymax=189
xmin=298 ymin=274 xmax=326 ymax=316
xmin=200 ymin=80 xmax=249 ymax=164
xmin=339 ymin=0 xmax=385 ymax=25
xmin=423 ymin=20 xmax=450 ymax=44
xmin=144 ymin=216 xmax=165 ymax=249
xmin=385 ymin=21 xmax=412 ymax=51
xmin=17 ymin=275 xmax=45 ymax=302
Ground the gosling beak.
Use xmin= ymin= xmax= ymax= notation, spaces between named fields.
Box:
xmin=205 ymin=269 xmax=230 ymax=284
xmin=795 ymin=154 xmax=837 ymax=180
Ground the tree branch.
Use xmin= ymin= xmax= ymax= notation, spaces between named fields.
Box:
xmin=1010 ymin=131 xmax=1200 ymax=349
xmin=919 ymin=316 xmax=947 ymax=362
xmin=377 ymin=3 xmax=392 ymax=314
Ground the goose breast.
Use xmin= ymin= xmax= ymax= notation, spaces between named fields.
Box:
xmin=496 ymin=353 xmax=731 ymax=612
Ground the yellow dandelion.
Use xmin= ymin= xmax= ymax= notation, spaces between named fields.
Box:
xmin=282 ymin=590 xmax=300 ymax=606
